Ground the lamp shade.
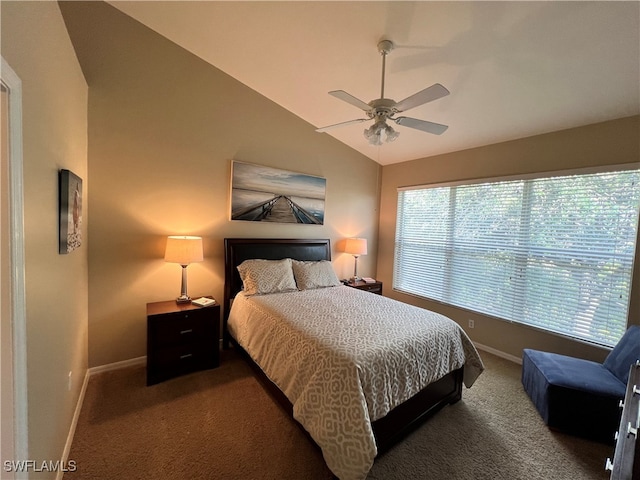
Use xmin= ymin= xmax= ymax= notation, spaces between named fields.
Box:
xmin=344 ymin=238 xmax=367 ymax=256
xmin=164 ymin=236 xmax=204 ymax=265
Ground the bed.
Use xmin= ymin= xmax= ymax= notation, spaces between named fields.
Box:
xmin=223 ymin=238 xmax=484 ymax=480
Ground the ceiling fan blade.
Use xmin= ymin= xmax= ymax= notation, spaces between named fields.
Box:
xmin=316 ymin=118 xmax=370 ymax=133
xmin=328 ymin=90 xmax=372 ymax=112
xmin=393 ymin=116 xmax=448 ymax=135
xmin=394 ymin=83 xmax=450 ymax=113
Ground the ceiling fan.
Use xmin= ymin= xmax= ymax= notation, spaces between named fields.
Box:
xmin=316 ymin=39 xmax=449 ymax=146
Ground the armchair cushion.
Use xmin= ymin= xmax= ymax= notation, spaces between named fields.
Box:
xmin=523 ymin=349 xmax=626 ymax=398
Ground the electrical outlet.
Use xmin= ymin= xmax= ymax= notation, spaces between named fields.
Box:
xmin=468 ymin=319 xmax=475 ymax=329
xmin=68 ymin=371 xmax=72 ymax=391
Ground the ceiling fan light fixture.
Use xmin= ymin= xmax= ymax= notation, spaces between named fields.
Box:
xmin=364 ymin=121 xmax=398 ymax=146
xmin=384 ymin=124 xmax=400 ymax=142
xmin=363 ymin=124 xmax=381 ymax=145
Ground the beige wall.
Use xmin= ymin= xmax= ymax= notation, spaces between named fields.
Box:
xmin=378 ymin=115 xmax=640 ymax=362
xmin=1 ymin=1 xmax=89 ymax=475
xmin=59 ymin=2 xmax=381 ymax=367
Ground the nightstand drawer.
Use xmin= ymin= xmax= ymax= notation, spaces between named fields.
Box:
xmin=358 ymin=283 xmax=382 ymax=294
xmin=150 ymin=311 xmax=210 ymax=348
xmin=346 ymin=280 xmax=383 ymax=295
xmin=147 ymin=343 xmax=218 ymax=385
xmin=152 ymin=343 xmax=216 ymax=370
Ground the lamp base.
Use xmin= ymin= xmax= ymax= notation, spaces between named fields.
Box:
xmin=175 ymin=265 xmax=192 ymax=303
xmin=351 ymin=255 xmax=361 ymax=284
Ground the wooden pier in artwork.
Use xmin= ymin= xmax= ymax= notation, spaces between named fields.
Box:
xmin=231 ymin=195 xmax=322 ymax=224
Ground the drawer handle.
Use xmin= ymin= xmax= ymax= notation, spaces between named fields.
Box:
xmin=626 ymin=421 xmax=637 ymax=438
xmin=633 ymin=384 xmax=640 ymax=396
xmin=180 ymin=329 xmax=193 ymax=335
xmin=180 ymin=353 xmax=193 ymax=360
xmin=605 ymin=458 xmax=614 ymax=472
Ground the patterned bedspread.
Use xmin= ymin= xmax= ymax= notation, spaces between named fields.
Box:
xmin=228 ymin=285 xmax=484 ymax=480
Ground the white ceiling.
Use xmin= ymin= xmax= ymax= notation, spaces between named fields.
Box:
xmin=108 ymin=1 xmax=639 ymax=165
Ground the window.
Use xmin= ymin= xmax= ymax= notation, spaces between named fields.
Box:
xmin=394 ymin=169 xmax=640 ymax=347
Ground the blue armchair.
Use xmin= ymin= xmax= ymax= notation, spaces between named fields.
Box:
xmin=521 ymin=325 xmax=640 ymax=444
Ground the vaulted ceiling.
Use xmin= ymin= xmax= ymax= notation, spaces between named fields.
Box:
xmin=108 ymin=1 xmax=639 ymax=165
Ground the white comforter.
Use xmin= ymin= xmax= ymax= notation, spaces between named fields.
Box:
xmin=228 ymin=285 xmax=484 ymax=480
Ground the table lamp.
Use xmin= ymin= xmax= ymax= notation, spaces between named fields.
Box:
xmin=344 ymin=237 xmax=367 ymax=283
xmin=164 ymin=236 xmax=203 ymax=303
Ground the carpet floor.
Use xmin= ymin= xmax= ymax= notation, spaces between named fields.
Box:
xmin=64 ymin=348 xmax=611 ymax=479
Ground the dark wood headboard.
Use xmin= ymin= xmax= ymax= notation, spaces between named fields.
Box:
xmin=223 ymin=238 xmax=331 ymax=347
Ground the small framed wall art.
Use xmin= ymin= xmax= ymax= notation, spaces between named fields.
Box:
xmin=58 ymin=169 xmax=83 ymax=254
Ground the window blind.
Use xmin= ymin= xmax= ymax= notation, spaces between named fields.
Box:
xmin=394 ymin=169 xmax=640 ymax=346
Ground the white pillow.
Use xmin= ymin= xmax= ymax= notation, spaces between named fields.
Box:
xmin=292 ymin=260 xmax=340 ymax=290
xmin=237 ymin=258 xmax=297 ymax=296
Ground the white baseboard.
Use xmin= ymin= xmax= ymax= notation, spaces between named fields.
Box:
xmin=88 ymin=355 xmax=146 ymax=375
xmin=56 ymin=369 xmax=90 ymax=480
xmin=474 ymin=342 xmax=522 ymax=365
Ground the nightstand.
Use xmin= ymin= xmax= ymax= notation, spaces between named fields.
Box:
xmin=146 ymin=298 xmax=220 ymax=385
xmin=346 ymin=280 xmax=383 ymax=295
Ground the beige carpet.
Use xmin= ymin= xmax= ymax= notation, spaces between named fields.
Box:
xmin=64 ymin=349 xmax=611 ymax=480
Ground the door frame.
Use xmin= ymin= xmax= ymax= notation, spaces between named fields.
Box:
xmin=1 ymin=56 xmax=28 ymax=475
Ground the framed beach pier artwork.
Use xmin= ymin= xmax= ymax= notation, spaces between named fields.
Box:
xmin=59 ymin=169 xmax=83 ymax=254
xmin=230 ymin=161 xmax=326 ymax=224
